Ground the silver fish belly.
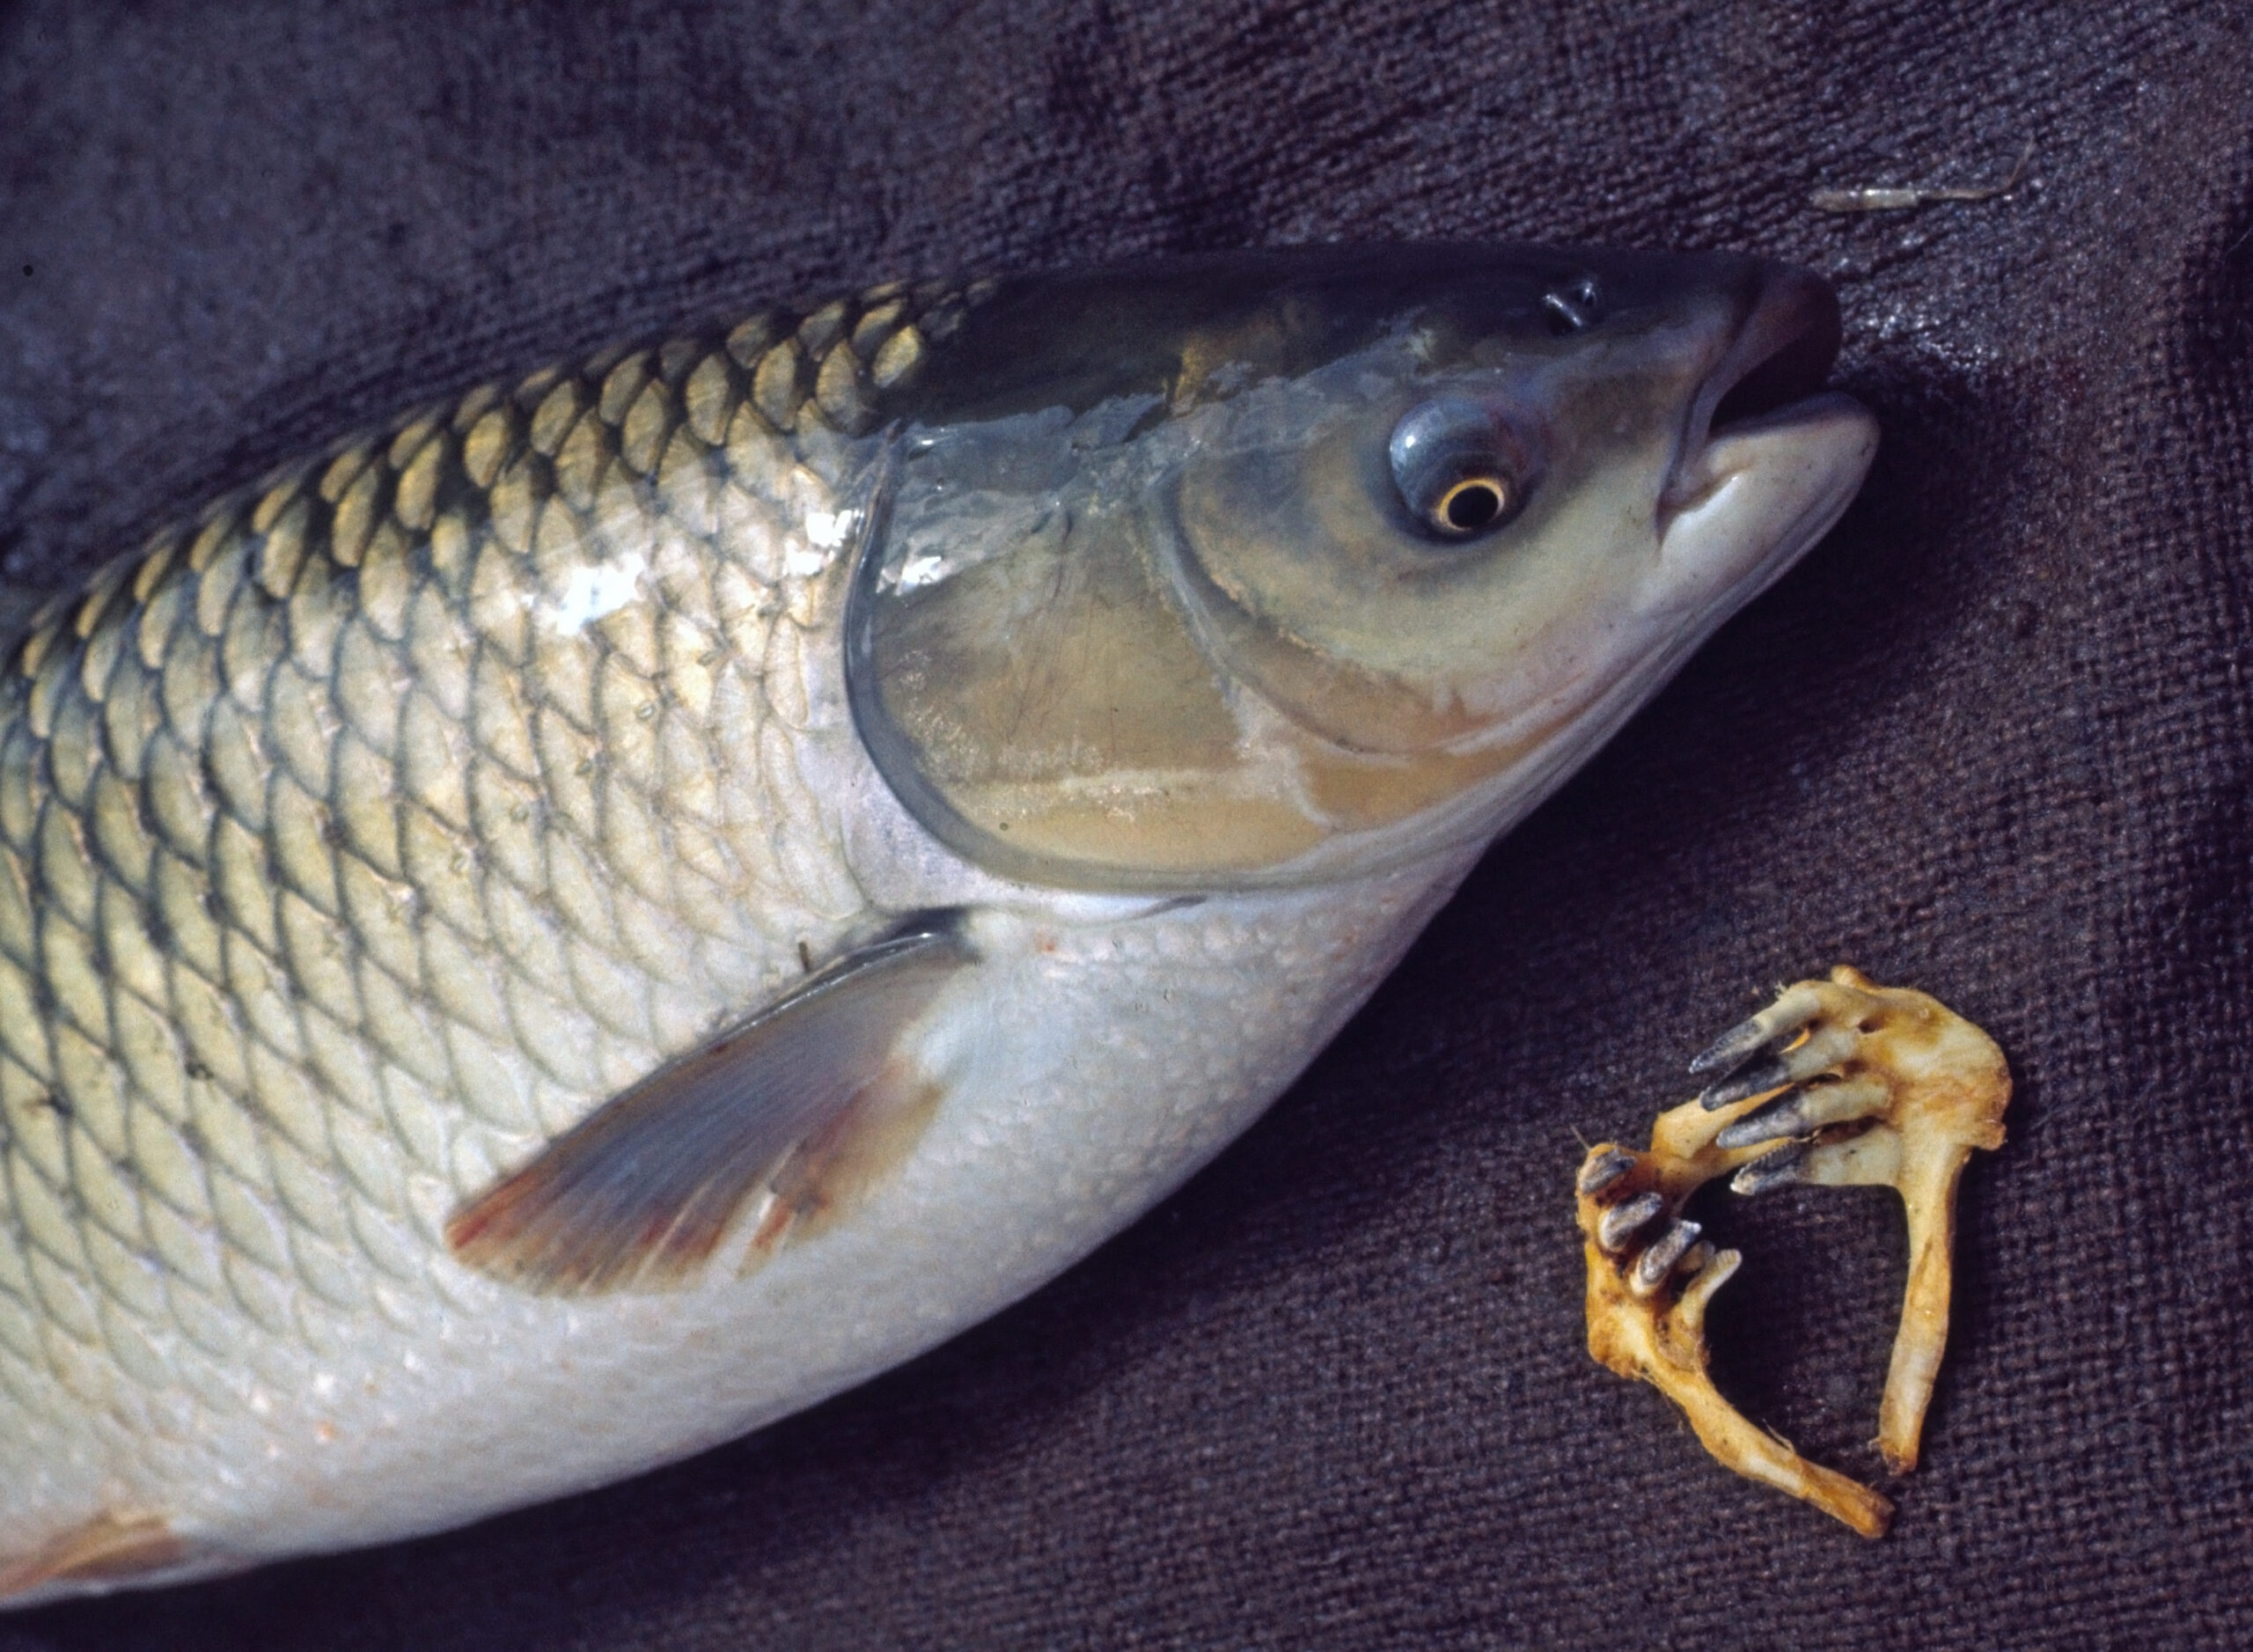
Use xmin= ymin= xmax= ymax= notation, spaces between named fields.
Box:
xmin=0 ymin=248 xmax=1875 ymax=1603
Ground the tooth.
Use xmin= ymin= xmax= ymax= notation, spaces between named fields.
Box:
xmin=1715 ymin=1086 xmax=1812 ymax=1149
xmin=1630 ymin=1220 xmax=1702 ymax=1295
xmin=1578 ymin=1149 xmax=1638 ymax=1195
xmin=1731 ymin=1140 xmax=1810 ymax=1194
xmin=1686 ymin=984 xmax=1825 ymax=1080
xmin=1687 ymin=1017 xmax=1776 ymax=1081
xmin=1597 ymin=1190 xmax=1666 ymax=1252
xmin=1699 ymin=1055 xmax=1793 ymax=1110
xmin=1723 ymin=1075 xmax=1890 ymax=1148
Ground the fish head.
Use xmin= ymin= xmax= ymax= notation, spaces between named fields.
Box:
xmin=848 ymin=246 xmax=1877 ymax=890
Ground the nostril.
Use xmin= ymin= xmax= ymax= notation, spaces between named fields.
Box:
xmin=1541 ymin=274 xmax=1604 ymax=336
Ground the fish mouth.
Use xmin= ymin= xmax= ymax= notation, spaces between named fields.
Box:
xmin=1699 ymin=263 xmax=1845 ymax=446
xmin=1655 ymin=262 xmax=1877 ymax=595
xmin=1663 ymin=263 xmax=1846 ymax=511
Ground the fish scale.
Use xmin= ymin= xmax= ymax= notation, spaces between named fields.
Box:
xmin=0 ymin=280 xmax=945 ymax=1538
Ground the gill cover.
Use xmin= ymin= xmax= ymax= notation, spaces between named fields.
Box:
xmin=846 ymin=247 xmax=1856 ymax=892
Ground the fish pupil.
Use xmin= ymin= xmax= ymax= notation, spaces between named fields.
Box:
xmin=1441 ymin=479 xmax=1503 ymax=532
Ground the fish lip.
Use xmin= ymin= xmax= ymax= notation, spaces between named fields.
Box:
xmin=1661 ymin=262 xmax=1847 ymax=520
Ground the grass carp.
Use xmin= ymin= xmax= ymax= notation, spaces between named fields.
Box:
xmin=0 ymin=246 xmax=1875 ymax=1603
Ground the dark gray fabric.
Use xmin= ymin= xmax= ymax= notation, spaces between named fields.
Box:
xmin=3 ymin=1 xmax=2249 ymax=1646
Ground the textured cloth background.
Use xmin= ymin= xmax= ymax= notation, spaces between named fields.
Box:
xmin=2 ymin=1 xmax=2249 ymax=1647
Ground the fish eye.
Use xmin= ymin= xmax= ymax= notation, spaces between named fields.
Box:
xmin=1387 ymin=398 xmax=1532 ymax=542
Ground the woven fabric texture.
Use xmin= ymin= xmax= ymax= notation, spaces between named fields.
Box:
xmin=1 ymin=1 xmax=2249 ymax=1647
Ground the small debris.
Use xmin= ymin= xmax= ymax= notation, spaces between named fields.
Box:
xmin=1810 ymin=140 xmax=2032 ymax=214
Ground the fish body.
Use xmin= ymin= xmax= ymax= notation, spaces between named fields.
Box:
xmin=0 ymin=247 xmax=1875 ymax=1602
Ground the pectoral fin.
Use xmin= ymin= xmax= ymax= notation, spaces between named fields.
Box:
xmin=448 ymin=915 xmax=972 ymax=1295
xmin=0 ymin=1512 xmax=188 ymax=1602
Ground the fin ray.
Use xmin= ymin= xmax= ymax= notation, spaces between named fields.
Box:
xmin=0 ymin=1512 xmax=187 ymax=1601
xmin=448 ymin=916 xmax=972 ymax=1294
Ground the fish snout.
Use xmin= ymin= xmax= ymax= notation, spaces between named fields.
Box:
xmin=1654 ymin=262 xmax=1877 ymax=605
